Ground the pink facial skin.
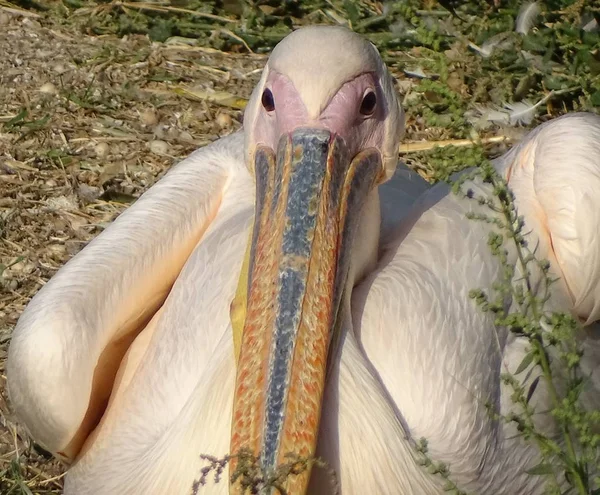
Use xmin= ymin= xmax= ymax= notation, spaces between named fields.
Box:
xmin=252 ymin=71 xmax=388 ymax=160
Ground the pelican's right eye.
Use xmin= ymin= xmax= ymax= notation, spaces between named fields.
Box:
xmin=262 ymin=89 xmax=275 ymax=112
xmin=360 ymin=90 xmax=377 ymax=116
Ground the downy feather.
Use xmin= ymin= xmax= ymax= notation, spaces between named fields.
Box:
xmin=516 ymin=2 xmax=541 ymax=35
xmin=466 ymin=93 xmax=552 ymax=128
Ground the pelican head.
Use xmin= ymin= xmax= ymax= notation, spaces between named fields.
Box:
xmin=230 ymin=26 xmax=404 ymax=493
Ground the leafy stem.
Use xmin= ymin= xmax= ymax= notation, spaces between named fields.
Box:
xmin=455 ymin=159 xmax=597 ymax=494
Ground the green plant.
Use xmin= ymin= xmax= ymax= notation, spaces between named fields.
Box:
xmin=447 ymin=160 xmax=600 ymax=494
xmin=194 ymin=449 xmax=339 ymax=495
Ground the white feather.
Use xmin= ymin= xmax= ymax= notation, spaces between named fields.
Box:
xmin=467 ymin=41 xmax=490 ymax=58
xmin=516 ymin=1 xmax=541 ymax=35
xmin=403 ymin=67 xmax=428 ymax=79
xmin=469 ymin=32 xmax=513 ymax=58
xmin=505 ymin=100 xmax=543 ymax=125
xmin=467 ymin=92 xmax=552 ymax=128
xmin=390 ymin=18 xmax=415 ymax=36
xmin=582 ymin=16 xmax=599 ymax=32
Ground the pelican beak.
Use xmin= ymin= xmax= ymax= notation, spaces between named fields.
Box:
xmin=230 ymin=128 xmax=382 ymax=493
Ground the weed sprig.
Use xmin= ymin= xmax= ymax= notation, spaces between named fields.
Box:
xmin=448 ymin=160 xmax=600 ymax=494
xmin=194 ymin=449 xmax=339 ymax=495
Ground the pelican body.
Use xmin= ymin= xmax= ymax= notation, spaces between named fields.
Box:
xmin=7 ymin=26 xmax=600 ymax=495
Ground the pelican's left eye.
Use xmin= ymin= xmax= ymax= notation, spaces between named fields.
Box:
xmin=360 ymin=90 xmax=377 ymax=116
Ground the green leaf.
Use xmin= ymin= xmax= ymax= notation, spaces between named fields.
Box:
xmin=515 ymin=74 xmax=534 ymax=99
xmin=17 ymin=480 xmax=34 ymax=495
xmin=343 ymin=0 xmax=360 ymax=25
xmin=22 ymin=114 xmax=50 ymax=131
xmin=522 ymin=33 xmax=548 ymax=54
xmin=4 ymin=109 xmax=28 ymax=130
xmin=543 ymin=75 xmax=568 ymax=91
xmin=526 ymin=376 xmax=540 ymax=404
xmin=515 ymin=351 xmax=535 ymax=375
xmin=148 ymin=19 xmax=175 ymax=43
xmin=526 ymin=462 xmax=554 ymax=476
xmin=67 ymin=93 xmax=93 ymax=109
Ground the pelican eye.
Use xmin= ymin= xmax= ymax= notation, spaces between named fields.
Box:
xmin=360 ymin=90 xmax=377 ymax=116
xmin=262 ymin=88 xmax=275 ymax=112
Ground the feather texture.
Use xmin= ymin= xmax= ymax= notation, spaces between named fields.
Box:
xmin=403 ymin=67 xmax=428 ymax=79
xmin=466 ymin=92 xmax=552 ymax=128
xmin=516 ymin=2 xmax=541 ymax=35
xmin=582 ymin=15 xmax=599 ymax=32
xmin=468 ymin=32 xmax=513 ymax=58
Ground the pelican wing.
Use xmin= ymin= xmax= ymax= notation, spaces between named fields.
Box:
xmin=7 ymin=131 xmax=246 ymax=460
xmin=354 ymin=113 xmax=600 ymax=494
xmin=497 ymin=112 xmax=600 ymax=325
xmin=498 ymin=112 xmax=600 ymax=410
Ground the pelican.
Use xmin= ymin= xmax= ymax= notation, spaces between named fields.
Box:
xmin=6 ymin=26 xmax=600 ymax=495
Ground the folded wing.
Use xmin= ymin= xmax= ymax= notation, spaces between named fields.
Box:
xmin=7 ymin=131 xmax=245 ymax=461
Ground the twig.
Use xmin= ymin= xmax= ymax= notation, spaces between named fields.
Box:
xmin=217 ymin=29 xmax=254 ymax=54
xmin=170 ymin=86 xmax=248 ymax=110
xmin=69 ymin=136 xmax=142 ymax=143
xmin=36 ymin=471 xmax=66 ymax=487
xmin=0 ymin=3 xmax=41 ymax=18
xmin=112 ymin=1 xmax=233 ymax=23
xmin=162 ymin=43 xmax=267 ymax=59
xmin=399 ymin=135 xmax=512 ymax=153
